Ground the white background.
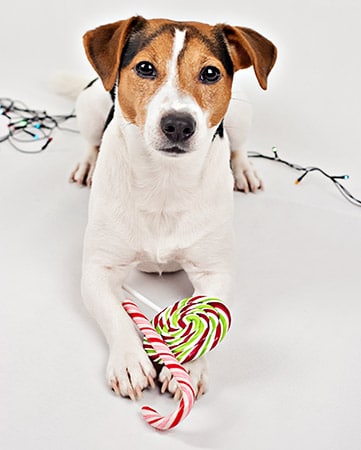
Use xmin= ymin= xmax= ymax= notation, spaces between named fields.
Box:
xmin=1 ymin=1 xmax=361 ymax=449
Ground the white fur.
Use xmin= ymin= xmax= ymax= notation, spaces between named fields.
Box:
xmin=73 ymin=28 xmax=261 ymax=399
xmin=76 ymin=81 xmax=112 ymax=146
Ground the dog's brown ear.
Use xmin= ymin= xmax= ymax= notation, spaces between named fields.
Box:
xmin=83 ymin=16 xmax=146 ymax=91
xmin=221 ymin=25 xmax=277 ymax=90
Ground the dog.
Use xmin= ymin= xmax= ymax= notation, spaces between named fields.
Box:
xmin=70 ymin=16 xmax=277 ymax=400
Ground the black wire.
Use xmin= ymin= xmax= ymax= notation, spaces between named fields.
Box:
xmin=0 ymin=97 xmax=77 ymax=153
xmin=248 ymin=147 xmax=361 ymax=207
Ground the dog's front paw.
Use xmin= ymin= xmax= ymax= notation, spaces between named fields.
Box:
xmin=69 ymin=159 xmax=96 ymax=187
xmin=107 ymin=345 xmax=157 ymax=400
xmin=231 ymin=151 xmax=264 ymax=193
xmin=159 ymin=357 xmax=209 ymax=400
xmin=69 ymin=146 xmax=99 ymax=187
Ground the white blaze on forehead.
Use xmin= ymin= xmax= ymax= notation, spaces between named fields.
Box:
xmin=167 ymin=29 xmax=186 ymax=86
xmin=149 ymin=27 xmax=196 ymax=114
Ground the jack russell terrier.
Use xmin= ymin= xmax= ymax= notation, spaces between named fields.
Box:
xmin=70 ymin=16 xmax=277 ymax=401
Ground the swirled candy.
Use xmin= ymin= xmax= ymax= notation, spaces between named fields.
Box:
xmin=143 ymin=295 xmax=232 ymax=364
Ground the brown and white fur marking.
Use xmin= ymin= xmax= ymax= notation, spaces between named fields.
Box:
xmin=74 ymin=17 xmax=276 ymax=400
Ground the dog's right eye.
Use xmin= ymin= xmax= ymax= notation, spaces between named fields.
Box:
xmin=135 ymin=61 xmax=157 ymax=79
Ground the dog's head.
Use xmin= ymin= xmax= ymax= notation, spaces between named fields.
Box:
xmin=83 ymin=16 xmax=277 ymax=156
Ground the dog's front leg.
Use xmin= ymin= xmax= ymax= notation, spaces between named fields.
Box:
xmin=82 ymin=262 xmax=156 ymax=399
xmin=225 ymin=88 xmax=263 ymax=193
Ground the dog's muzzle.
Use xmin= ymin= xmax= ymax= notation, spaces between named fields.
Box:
xmin=159 ymin=112 xmax=196 ymax=155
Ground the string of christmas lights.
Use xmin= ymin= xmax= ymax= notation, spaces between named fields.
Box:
xmin=248 ymin=147 xmax=361 ymax=207
xmin=0 ymin=97 xmax=76 ymax=153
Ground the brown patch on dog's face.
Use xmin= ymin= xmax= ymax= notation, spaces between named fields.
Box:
xmin=177 ymin=35 xmax=233 ymax=128
xmin=117 ymin=28 xmax=175 ymax=127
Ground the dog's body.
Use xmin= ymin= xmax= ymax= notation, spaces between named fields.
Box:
xmin=73 ymin=17 xmax=276 ymax=400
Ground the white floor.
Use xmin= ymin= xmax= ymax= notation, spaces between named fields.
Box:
xmin=1 ymin=1 xmax=361 ymax=449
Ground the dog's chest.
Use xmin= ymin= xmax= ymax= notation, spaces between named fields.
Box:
xmin=128 ymin=165 xmax=224 ymax=266
xmin=132 ymin=185 xmax=199 ymax=263
xmin=134 ymin=212 xmax=190 ymax=274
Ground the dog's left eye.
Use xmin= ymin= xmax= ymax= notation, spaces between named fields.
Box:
xmin=135 ymin=61 xmax=157 ymax=79
xmin=199 ymin=66 xmax=222 ymax=84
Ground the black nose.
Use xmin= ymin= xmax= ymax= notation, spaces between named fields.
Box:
xmin=160 ymin=113 xmax=196 ymax=143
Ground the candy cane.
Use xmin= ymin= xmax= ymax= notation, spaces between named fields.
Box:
xmin=122 ymin=300 xmax=196 ymax=430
